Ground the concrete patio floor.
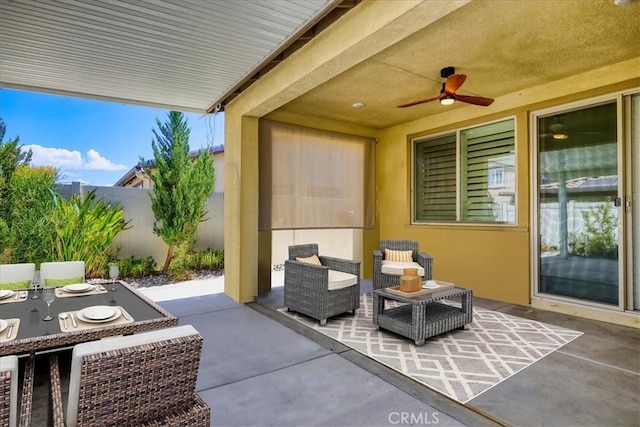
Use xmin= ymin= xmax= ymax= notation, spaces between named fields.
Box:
xmin=151 ymin=275 xmax=640 ymax=427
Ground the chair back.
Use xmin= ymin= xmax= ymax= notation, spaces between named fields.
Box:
xmin=66 ymin=325 xmax=203 ymax=427
xmin=40 ymin=261 xmax=85 ymax=286
xmin=0 ymin=263 xmax=35 ymax=290
xmin=0 ymin=355 xmax=19 ymax=427
xmin=288 ymin=244 xmax=319 ymax=260
xmin=380 ymin=240 xmax=419 ymax=259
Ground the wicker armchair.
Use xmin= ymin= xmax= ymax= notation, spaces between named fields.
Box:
xmin=48 ymin=325 xmax=211 ymax=427
xmin=284 ymin=244 xmax=361 ymax=326
xmin=373 ymin=240 xmax=433 ymax=290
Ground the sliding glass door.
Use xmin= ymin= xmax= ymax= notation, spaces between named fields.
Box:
xmin=536 ymin=101 xmax=621 ymax=306
xmin=631 ymin=94 xmax=639 ymax=310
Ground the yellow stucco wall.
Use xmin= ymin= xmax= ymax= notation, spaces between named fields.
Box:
xmin=373 ymin=65 xmax=640 ymax=306
xmin=222 ymin=0 xmax=639 ymax=310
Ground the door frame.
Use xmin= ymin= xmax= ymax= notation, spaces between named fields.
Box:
xmin=624 ymin=91 xmax=640 ymax=311
xmin=530 ymin=92 xmax=629 ymax=312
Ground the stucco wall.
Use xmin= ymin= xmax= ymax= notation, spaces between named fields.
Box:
xmin=374 ymin=62 xmax=639 ymax=306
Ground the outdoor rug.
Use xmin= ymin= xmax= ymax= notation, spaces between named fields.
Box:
xmin=279 ymin=293 xmax=583 ymax=403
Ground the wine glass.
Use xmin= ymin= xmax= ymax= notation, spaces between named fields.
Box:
xmin=43 ymin=288 xmax=55 ymax=321
xmin=31 ymin=270 xmax=41 ymax=300
xmin=109 ymin=264 xmax=119 ymax=292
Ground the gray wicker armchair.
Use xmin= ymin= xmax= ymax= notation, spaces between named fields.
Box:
xmin=48 ymin=325 xmax=210 ymax=427
xmin=284 ymin=244 xmax=361 ymax=325
xmin=373 ymin=240 xmax=433 ymax=290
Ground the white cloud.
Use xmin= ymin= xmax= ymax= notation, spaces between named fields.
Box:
xmin=24 ymin=145 xmax=127 ymax=171
xmin=84 ymin=149 xmax=127 ymax=171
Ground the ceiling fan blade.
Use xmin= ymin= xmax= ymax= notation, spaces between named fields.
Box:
xmin=444 ymin=74 xmax=466 ymax=94
xmin=455 ymin=94 xmax=494 ymax=106
xmin=397 ymin=94 xmax=442 ymax=108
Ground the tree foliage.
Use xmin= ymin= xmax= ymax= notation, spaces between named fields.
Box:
xmin=1 ymin=165 xmax=58 ymax=264
xmin=0 ymin=118 xmax=33 ymax=224
xmin=142 ymin=111 xmax=215 ymax=272
xmin=568 ymin=201 xmax=618 ymax=259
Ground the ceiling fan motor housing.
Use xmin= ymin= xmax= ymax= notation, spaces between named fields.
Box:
xmin=441 ymin=66 xmax=455 ymax=78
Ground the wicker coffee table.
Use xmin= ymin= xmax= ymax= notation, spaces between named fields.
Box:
xmin=373 ymin=286 xmax=473 ymax=346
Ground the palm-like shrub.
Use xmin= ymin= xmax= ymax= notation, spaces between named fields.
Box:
xmin=49 ymin=189 xmax=131 ymax=277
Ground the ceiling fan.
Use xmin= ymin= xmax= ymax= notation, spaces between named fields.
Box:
xmin=398 ymin=66 xmax=494 ymax=108
xmin=539 ymin=116 xmax=602 ymax=140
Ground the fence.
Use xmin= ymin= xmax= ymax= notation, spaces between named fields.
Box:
xmin=57 ymin=182 xmax=224 ymax=267
xmin=540 ymin=201 xmax=618 ymax=248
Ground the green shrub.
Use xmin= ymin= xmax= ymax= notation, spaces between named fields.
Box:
xmin=116 ymin=256 xmax=157 ymax=279
xmin=568 ymin=202 xmax=618 ymax=259
xmin=49 ymin=189 xmax=131 ymax=278
xmin=3 ymin=165 xmax=57 ymax=264
xmin=167 ymin=247 xmax=224 ymax=280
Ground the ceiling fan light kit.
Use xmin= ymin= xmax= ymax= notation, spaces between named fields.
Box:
xmin=440 ymin=96 xmax=455 ymax=106
xmin=398 ymin=66 xmax=494 ymax=108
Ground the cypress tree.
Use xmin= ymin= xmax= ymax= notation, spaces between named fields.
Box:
xmin=143 ymin=111 xmax=215 ymax=272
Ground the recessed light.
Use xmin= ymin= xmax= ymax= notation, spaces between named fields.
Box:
xmin=352 ymin=102 xmax=365 ymax=109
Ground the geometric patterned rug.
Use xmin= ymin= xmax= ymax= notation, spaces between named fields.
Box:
xmin=279 ymin=292 xmax=583 ymax=403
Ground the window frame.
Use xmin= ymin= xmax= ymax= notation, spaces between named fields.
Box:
xmin=411 ymin=116 xmax=518 ymax=226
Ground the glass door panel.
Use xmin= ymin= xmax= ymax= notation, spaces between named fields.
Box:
xmin=538 ymin=102 xmax=619 ymax=305
xmin=632 ymin=94 xmax=639 ymax=310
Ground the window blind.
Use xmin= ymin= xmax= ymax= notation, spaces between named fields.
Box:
xmin=414 ymin=134 xmax=456 ymax=221
xmin=460 ymin=120 xmax=515 ymax=222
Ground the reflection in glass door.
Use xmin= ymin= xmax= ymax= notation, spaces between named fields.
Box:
xmin=537 ymin=102 xmax=620 ymax=305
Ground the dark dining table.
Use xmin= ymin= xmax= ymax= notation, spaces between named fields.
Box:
xmin=0 ymin=281 xmax=178 ymax=356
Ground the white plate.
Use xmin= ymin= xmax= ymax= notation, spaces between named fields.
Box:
xmin=0 ymin=290 xmax=15 ymax=300
xmin=0 ymin=319 xmax=7 ymax=333
xmin=422 ymin=280 xmax=440 ymax=289
xmin=62 ymin=283 xmax=93 ymax=293
xmin=77 ymin=306 xmax=121 ymax=323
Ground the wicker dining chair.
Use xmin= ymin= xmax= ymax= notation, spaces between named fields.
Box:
xmin=0 ymin=355 xmax=35 ymax=427
xmin=0 ymin=263 xmax=35 ymax=290
xmin=373 ymin=240 xmax=433 ymax=290
xmin=48 ymin=325 xmax=211 ymax=427
xmin=39 ymin=261 xmax=85 ymax=287
xmin=0 ymin=355 xmax=18 ymax=427
xmin=284 ymin=243 xmax=361 ymax=325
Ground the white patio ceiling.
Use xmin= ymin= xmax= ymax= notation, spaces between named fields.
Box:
xmin=0 ymin=0 xmax=342 ymax=112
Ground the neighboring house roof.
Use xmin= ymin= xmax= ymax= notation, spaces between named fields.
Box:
xmin=539 ymin=176 xmax=618 ymax=194
xmin=113 ymin=144 xmax=224 ymax=188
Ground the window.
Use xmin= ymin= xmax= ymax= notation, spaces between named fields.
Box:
xmin=414 ymin=118 xmax=516 ymax=224
xmin=488 ymin=168 xmax=504 ymax=188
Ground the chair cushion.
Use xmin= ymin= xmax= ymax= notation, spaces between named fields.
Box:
xmin=385 ymin=249 xmax=413 ymax=262
xmin=67 ymin=325 xmax=199 ymax=427
xmin=0 ymin=263 xmax=35 ymax=290
xmin=0 ymin=355 xmax=19 ymax=427
xmin=44 ymin=276 xmax=84 ymax=287
xmin=296 ymin=255 xmax=322 ymax=265
xmin=0 ymin=280 xmax=31 ymax=291
xmin=381 ymin=261 xmax=425 ymax=277
xmin=328 ymin=270 xmax=358 ymax=291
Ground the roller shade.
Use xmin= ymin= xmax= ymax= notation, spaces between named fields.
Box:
xmin=259 ymin=120 xmax=375 ymax=230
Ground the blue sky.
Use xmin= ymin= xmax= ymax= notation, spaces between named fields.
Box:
xmin=0 ymin=88 xmax=225 ymax=186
